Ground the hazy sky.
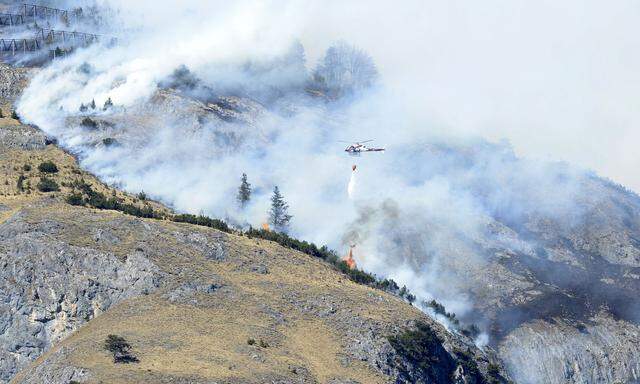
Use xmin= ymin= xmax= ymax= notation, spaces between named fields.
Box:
xmin=299 ymin=0 xmax=640 ymax=191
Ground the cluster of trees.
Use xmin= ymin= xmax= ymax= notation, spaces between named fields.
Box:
xmin=66 ymin=179 xmax=163 ymax=219
xmin=237 ymin=173 xmax=292 ymax=233
xmin=311 ymin=41 xmax=379 ymax=99
xmin=79 ymin=97 xmax=113 ymax=112
xmin=164 ymin=40 xmax=377 ymax=105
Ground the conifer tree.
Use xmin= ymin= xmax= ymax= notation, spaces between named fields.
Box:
xmin=237 ymin=173 xmax=251 ymax=208
xmin=269 ymin=186 xmax=292 ymax=232
xmin=90 ymin=99 xmax=96 ymax=109
xmin=103 ymin=97 xmax=113 ymax=110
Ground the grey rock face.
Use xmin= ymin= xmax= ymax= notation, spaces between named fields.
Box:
xmin=0 ymin=212 xmax=162 ymax=383
xmin=11 ymin=347 xmax=89 ymax=384
xmin=500 ymin=315 xmax=640 ymax=384
xmin=0 ymin=125 xmax=48 ymax=151
xmin=0 ymin=65 xmax=31 ymax=103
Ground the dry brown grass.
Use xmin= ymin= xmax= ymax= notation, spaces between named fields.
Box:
xmin=3 ymin=121 xmax=429 ymax=384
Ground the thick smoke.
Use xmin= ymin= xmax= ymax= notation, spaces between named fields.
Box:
xmin=15 ymin=0 xmax=639 ymax=367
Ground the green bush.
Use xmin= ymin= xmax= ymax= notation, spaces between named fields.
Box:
xmin=37 ymin=177 xmax=59 ymax=192
xmin=22 ymin=163 xmax=31 ymax=172
xmin=65 ymin=192 xmax=84 ymax=206
xmin=38 ymin=161 xmax=59 ymax=173
xmin=68 ymin=180 xmax=163 ymax=219
xmin=11 ymin=110 xmax=19 ymax=120
xmin=172 ymin=214 xmax=230 ymax=233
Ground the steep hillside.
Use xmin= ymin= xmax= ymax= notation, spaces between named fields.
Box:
xmin=17 ymin=79 xmax=640 ymax=383
xmin=0 ymin=117 xmax=507 ymax=383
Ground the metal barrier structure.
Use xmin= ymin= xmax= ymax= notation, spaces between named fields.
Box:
xmin=0 ymin=29 xmax=101 ymax=56
xmin=0 ymin=13 xmax=26 ymax=26
xmin=20 ymin=4 xmax=76 ymax=22
xmin=0 ymin=4 xmax=104 ymax=61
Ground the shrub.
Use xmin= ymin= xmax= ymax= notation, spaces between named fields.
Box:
xmin=172 ymin=214 xmax=230 ymax=233
xmin=247 ymin=338 xmax=256 ymax=346
xmin=68 ymin=180 xmax=163 ymax=219
xmin=16 ymin=174 xmax=26 ymax=191
xmin=258 ymin=339 xmax=269 ymax=348
xmin=103 ymin=334 xmax=139 ymax=363
xmin=65 ymin=192 xmax=84 ymax=206
xmin=102 ymin=137 xmax=117 ymax=146
xmin=11 ymin=110 xmax=19 ymax=120
xmin=37 ymin=177 xmax=59 ymax=192
xmin=38 ymin=161 xmax=59 ymax=173
xmin=81 ymin=117 xmax=98 ymax=129
xmin=137 ymin=191 xmax=147 ymax=201
xmin=22 ymin=163 xmax=31 ymax=172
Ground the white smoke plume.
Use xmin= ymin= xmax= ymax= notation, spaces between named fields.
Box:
xmin=15 ymin=3 xmax=640 ymax=379
xmin=347 ymin=165 xmax=356 ymax=199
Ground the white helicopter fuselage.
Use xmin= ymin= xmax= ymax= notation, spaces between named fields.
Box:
xmin=345 ymin=143 xmax=385 ymax=155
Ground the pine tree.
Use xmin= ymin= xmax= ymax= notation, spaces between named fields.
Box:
xmin=79 ymin=103 xmax=87 ymax=112
xmin=269 ymin=186 xmax=292 ymax=232
xmin=237 ymin=173 xmax=251 ymax=208
xmin=90 ymin=99 xmax=96 ymax=109
xmin=103 ymin=97 xmax=113 ymax=110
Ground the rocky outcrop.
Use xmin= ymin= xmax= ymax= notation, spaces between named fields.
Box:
xmin=0 ymin=64 xmax=31 ymax=104
xmin=499 ymin=315 xmax=640 ymax=384
xmin=1 ymin=199 xmax=505 ymax=384
xmin=0 ymin=124 xmax=48 ymax=151
xmin=0 ymin=208 xmax=163 ymax=383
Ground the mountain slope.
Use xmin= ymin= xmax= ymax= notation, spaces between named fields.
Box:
xmin=0 ymin=117 xmax=507 ymax=383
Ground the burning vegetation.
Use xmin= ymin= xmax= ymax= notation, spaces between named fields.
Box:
xmin=343 ymin=245 xmax=357 ymax=269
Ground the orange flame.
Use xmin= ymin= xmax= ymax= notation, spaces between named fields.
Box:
xmin=343 ymin=245 xmax=357 ymax=269
xmin=262 ymin=222 xmax=270 ymax=231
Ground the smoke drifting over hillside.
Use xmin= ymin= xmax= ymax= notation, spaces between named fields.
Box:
xmin=15 ymin=2 xmax=640 ymax=381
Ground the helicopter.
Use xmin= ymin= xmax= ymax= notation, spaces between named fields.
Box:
xmin=341 ymin=140 xmax=385 ymax=155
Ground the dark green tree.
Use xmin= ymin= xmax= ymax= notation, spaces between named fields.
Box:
xmin=103 ymin=334 xmax=139 ymax=363
xmin=237 ymin=173 xmax=252 ymax=208
xmin=103 ymin=97 xmax=114 ymax=110
xmin=268 ymin=186 xmax=292 ymax=232
xmin=90 ymin=99 xmax=96 ymax=109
